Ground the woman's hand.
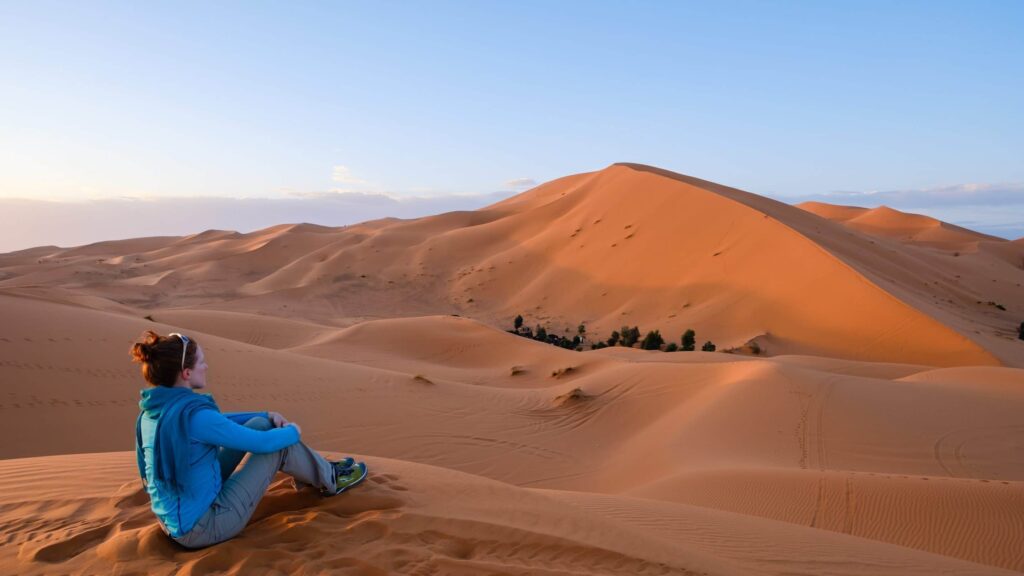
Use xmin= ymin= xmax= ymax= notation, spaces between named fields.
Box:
xmin=268 ymin=411 xmax=290 ymax=428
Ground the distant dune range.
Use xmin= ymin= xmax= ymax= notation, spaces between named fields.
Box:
xmin=1 ymin=164 xmax=1023 ymax=575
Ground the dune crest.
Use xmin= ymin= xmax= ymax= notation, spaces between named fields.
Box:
xmin=2 ymin=164 xmax=1021 ymax=366
xmin=798 ymin=201 xmax=1003 ymax=246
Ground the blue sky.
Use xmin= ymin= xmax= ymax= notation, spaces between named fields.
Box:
xmin=1 ymin=1 xmax=1022 ymax=251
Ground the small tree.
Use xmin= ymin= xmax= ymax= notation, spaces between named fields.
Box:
xmin=701 ymin=341 xmax=716 ymax=352
xmin=535 ymin=326 xmax=548 ymax=341
xmin=1019 ymin=321 xmax=1024 ymax=340
xmin=622 ymin=326 xmax=641 ymax=347
xmin=640 ymin=330 xmax=664 ymax=350
xmin=607 ymin=330 xmax=620 ymax=346
xmin=619 ymin=325 xmax=631 ymax=346
xmin=681 ymin=329 xmax=696 ymax=351
xmin=665 ymin=342 xmax=678 ymax=352
xmin=514 ymin=315 xmax=524 ymax=331
xmin=578 ymin=323 xmax=586 ymax=337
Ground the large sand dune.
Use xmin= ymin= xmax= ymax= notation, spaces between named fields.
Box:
xmin=2 ymin=164 xmax=1021 ymax=366
xmin=1 ymin=164 xmax=1023 ymax=574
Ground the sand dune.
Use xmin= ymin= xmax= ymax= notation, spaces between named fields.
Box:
xmin=6 ymin=453 xmax=1016 ymax=576
xmin=1 ymin=290 xmax=1022 ymax=573
xmin=798 ymin=202 xmax=1002 ymax=247
xmin=2 ymin=164 xmax=1023 ymax=574
xmin=2 ymin=164 xmax=1021 ymax=367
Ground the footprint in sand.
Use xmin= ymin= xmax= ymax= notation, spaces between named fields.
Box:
xmin=370 ymin=472 xmax=409 ymax=492
xmin=28 ymin=524 xmax=113 ymax=563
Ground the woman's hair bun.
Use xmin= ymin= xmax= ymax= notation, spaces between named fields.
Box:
xmin=130 ymin=329 xmax=198 ymax=387
xmin=130 ymin=330 xmax=161 ymax=364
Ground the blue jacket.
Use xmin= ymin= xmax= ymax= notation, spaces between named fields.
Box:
xmin=134 ymin=387 xmax=301 ymax=537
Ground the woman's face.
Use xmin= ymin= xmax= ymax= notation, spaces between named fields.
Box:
xmin=185 ymin=345 xmax=209 ymax=390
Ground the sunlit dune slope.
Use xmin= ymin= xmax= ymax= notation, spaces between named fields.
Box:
xmin=5 ymin=454 xmax=1016 ymax=576
xmin=3 ymin=164 xmax=1021 ymax=366
xmin=2 ymin=293 xmax=1023 ymax=571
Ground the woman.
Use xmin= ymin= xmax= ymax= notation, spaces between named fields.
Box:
xmin=131 ymin=330 xmax=367 ymax=548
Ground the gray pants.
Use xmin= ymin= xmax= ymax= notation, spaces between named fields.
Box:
xmin=173 ymin=416 xmax=336 ymax=549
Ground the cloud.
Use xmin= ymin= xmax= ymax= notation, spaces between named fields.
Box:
xmin=779 ymin=182 xmax=1024 ymax=208
xmin=503 ymin=178 xmax=537 ymax=189
xmin=0 ymin=189 xmax=517 ymax=253
xmin=769 ymin=182 xmax=1024 ymax=241
xmin=285 ymin=190 xmax=400 ymax=204
xmin=331 ymin=165 xmax=368 ymax=185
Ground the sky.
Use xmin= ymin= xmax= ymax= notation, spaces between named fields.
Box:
xmin=1 ymin=1 xmax=1022 ymax=252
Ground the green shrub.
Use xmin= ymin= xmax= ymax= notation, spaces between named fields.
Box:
xmin=681 ymin=329 xmax=696 ymax=351
xmin=641 ymin=330 xmax=664 ymax=350
xmin=701 ymin=341 xmax=716 ymax=352
xmin=621 ymin=326 xmax=641 ymax=347
xmin=665 ymin=342 xmax=678 ymax=352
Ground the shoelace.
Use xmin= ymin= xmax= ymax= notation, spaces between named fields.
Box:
xmin=334 ymin=462 xmax=356 ymax=477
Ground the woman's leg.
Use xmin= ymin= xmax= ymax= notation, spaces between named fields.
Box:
xmin=216 ymin=416 xmax=273 ymax=482
xmin=176 ymin=437 xmax=338 ymax=548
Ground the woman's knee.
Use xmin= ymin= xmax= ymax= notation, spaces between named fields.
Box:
xmin=243 ymin=416 xmax=273 ymax=431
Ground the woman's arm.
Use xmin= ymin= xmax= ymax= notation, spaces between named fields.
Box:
xmin=222 ymin=411 xmax=271 ymax=425
xmin=189 ymin=410 xmax=300 ymax=453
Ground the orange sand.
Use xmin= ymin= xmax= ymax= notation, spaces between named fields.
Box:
xmin=1 ymin=164 xmax=1022 ymax=575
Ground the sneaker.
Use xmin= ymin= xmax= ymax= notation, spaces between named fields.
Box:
xmin=330 ymin=461 xmax=367 ymax=496
xmin=331 ymin=457 xmax=356 ymax=472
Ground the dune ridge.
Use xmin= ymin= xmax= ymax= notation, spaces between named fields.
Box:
xmin=2 ymin=164 xmax=1021 ymax=367
xmin=798 ymin=201 xmax=1003 ymax=246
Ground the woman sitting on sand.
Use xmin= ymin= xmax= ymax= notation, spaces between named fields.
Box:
xmin=131 ymin=330 xmax=367 ymax=548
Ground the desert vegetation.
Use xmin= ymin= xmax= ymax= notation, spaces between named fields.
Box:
xmin=511 ymin=316 xmax=716 ymax=353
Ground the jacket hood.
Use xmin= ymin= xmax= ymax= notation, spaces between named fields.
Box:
xmin=139 ymin=386 xmax=199 ymax=417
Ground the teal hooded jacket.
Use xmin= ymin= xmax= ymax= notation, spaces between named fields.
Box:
xmin=135 ymin=387 xmax=300 ymax=537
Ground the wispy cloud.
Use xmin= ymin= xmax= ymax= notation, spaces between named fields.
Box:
xmin=503 ymin=178 xmax=537 ymax=190
xmin=331 ymin=165 xmax=368 ymax=186
xmin=0 ymin=190 xmax=517 ymax=254
xmin=771 ymin=182 xmax=1024 ymax=240
xmin=781 ymin=182 xmax=1024 ymax=208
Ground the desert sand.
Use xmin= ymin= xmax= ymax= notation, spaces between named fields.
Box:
xmin=1 ymin=163 xmax=1022 ymax=575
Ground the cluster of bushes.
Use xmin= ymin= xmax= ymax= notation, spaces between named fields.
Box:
xmin=510 ymin=316 xmax=715 ymax=353
xmin=591 ymin=326 xmax=714 ymax=352
xmin=509 ymin=315 xmax=584 ymax=350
